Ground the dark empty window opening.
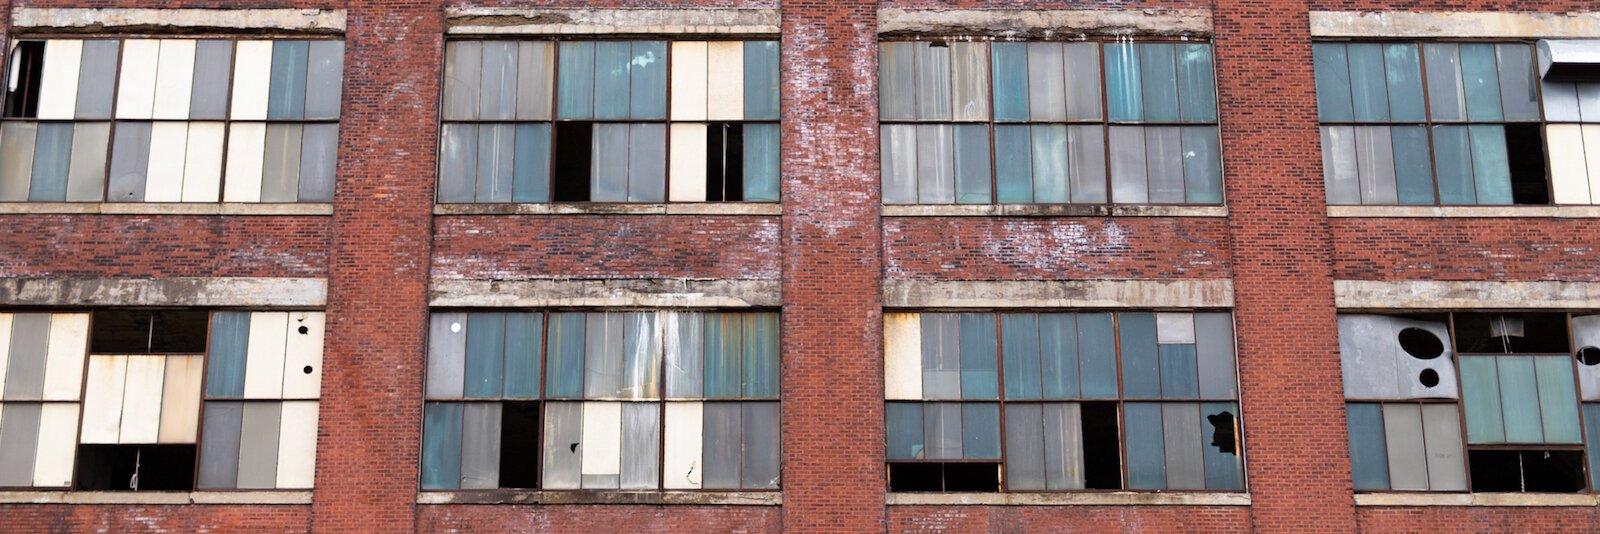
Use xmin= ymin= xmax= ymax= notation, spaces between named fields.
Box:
xmin=706 ymin=122 xmax=744 ymax=201
xmin=1505 ymin=124 xmax=1550 ymax=205
xmin=1453 ymin=313 xmax=1569 ymax=354
xmin=3 ymin=41 xmax=45 ymax=118
xmin=887 ymin=462 xmax=1001 ymax=492
xmin=90 ymin=310 xmax=211 ymax=354
xmin=1468 ymin=449 xmax=1585 ymax=493
xmin=552 ymin=122 xmax=593 ymax=202
xmin=1082 ymin=402 xmax=1124 ymax=490
xmin=74 ymin=444 xmax=197 ymax=491
xmin=498 ymin=401 xmax=541 ymax=489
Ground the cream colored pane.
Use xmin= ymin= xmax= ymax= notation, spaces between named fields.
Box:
xmin=223 ymin=122 xmax=267 ymax=202
xmin=884 ymin=313 xmax=923 ymax=400
xmin=244 ymin=311 xmax=289 ymax=399
xmin=115 ymin=40 xmax=160 ymax=119
xmin=580 ymin=401 xmax=622 ymax=476
xmin=80 ymin=355 xmax=127 ymax=444
xmin=282 ymin=311 xmax=325 ymax=399
xmin=158 ymin=355 xmax=203 ymax=443
xmin=181 ymin=121 xmax=225 ymax=202
xmin=668 ymin=123 xmax=707 ymax=202
xmin=670 ymin=42 xmax=708 ymax=121
xmin=119 ymin=354 xmax=166 ymax=444
xmin=663 ymin=401 xmax=703 ymax=489
xmin=36 ymin=40 xmax=82 ymax=120
xmin=41 ymin=313 xmax=88 ymax=401
xmin=275 ymin=400 xmax=319 ymax=488
xmin=1156 ymin=313 xmax=1196 ymax=344
xmin=706 ymin=42 xmax=744 ymax=121
xmin=144 ymin=122 xmax=190 ymax=202
xmin=230 ymin=41 xmax=273 ymax=121
xmin=32 ymin=404 xmax=78 ymax=487
xmin=1587 ymin=125 xmax=1600 ymax=203
xmin=0 ymin=314 xmax=12 ymax=393
xmin=1548 ymin=124 xmax=1591 ymax=204
xmin=152 ymin=40 xmax=197 ymax=120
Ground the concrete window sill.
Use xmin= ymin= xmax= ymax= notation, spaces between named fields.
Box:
xmin=433 ymin=203 xmax=781 ymax=216
xmin=1327 ymin=205 xmax=1600 ymax=218
xmin=416 ymin=490 xmax=781 ymax=506
xmin=0 ymin=203 xmax=332 ymax=216
xmin=882 ymin=205 xmax=1228 ymax=217
xmin=886 ymin=492 xmax=1250 ymax=506
xmin=0 ymin=491 xmax=312 ymax=505
xmin=1354 ymin=493 xmax=1600 ymax=507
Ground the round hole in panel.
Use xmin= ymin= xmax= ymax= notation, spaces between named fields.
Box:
xmin=298 ymin=325 xmax=310 ymax=335
xmin=1419 ymin=368 xmax=1440 ymax=388
xmin=1398 ymin=327 xmax=1445 ymax=360
xmin=303 ymin=365 xmax=314 ymax=374
xmin=1577 ymin=347 xmax=1600 ymax=367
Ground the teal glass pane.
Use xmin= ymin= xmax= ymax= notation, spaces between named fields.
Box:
xmin=1139 ymin=44 xmax=1179 ymax=123
xmin=512 ymin=123 xmax=551 ymax=203
xmin=1125 ymin=402 xmax=1166 ymax=489
xmin=742 ymin=312 xmax=779 ymax=398
xmin=1038 ymin=314 xmax=1080 ymax=399
xmin=953 ymin=124 xmax=991 ymax=204
xmin=593 ymin=42 xmax=632 ymax=120
xmin=1346 ymin=403 xmax=1390 ymax=490
xmin=743 ymin=123 xmax=780 ymax=202
xmin=1002 ymin=314 xmax=1042 ymax=400
xmin=744 ymin=41 xmax=780 ymax=120
xmin=959 ymin=313 xmax=999 ymax=400
xmin=1313 ymin=43 xmax=1354 ymax=122
xmin=267 ymin=41 xmax=309 ymax=119
xmin=545 ymin=312 xmax=586 ymax=398
xmin=28 ymin=123 xmax=72 ymax=201
xmin=1431 ymin=126 xmax=1475 ymax=204
xmin=1181 ymin=126 xmax=1222 ymax=204
xmin=991 ymin=42 xmax=1030 ymax=121
xmin=704 ymin=313 xmax=743 ymax=399
xmin=1390 ymin=126 xmax=1435 ymax=205
xmin=1534 ymin=356 xmax=1581 ymax=444
xmin=1467 ymin=125 xmax=1511 ymax=205
xmin=629 ymin=41 xmax=667 ymax=119
xmin=1585 ymin=404 xmax=1600 ymax=489
xmin=886 ymin=403 xmax=924 ymax=460
xmin=421 ymin=402 xmax=463 ymax=489
xmin=1459 ymin=356 xmax=1505 ymax=444
xmin=1347 ymin=43 xmax=1390 ymax=122
xmin=556 ymin=42 xmax=595 ymax=119
xmin=1383 ymin=44 xmax=1426 ymax=122
xmin=1176 ymin=44 xmax=1216 ymax=123
xmin=1105 ymin=43 xmax=1143 ymax=121
xmin=503 ymin=313 xmax=542 ymax=399
xmin=1498 ymin=356 xmax=1544 ymax=444
xmin=994 ymin=125 xmax=1033 ymax=202
xmin=1159 ymin=344 xmax=1199 ymax=399
xmin=1459 ymin=44 xmax=1504 ymax=122
xmin=1201 ymin=402 xmax=1244 ymax=490
xmin=962 ymin=403 xmax=1002 ymax=459
xmin=205 ymin=312 xmax=250 ymax=397
xmin=1120 ymin=313 xmax=1161 ymax=398
xmin=1077 ymin=314 xmax=1118 ymax=399
xmin=1030 ymin=125 xmax=1069 ymax=204
xmin=464 ymin=313 xmax=505 ymax=399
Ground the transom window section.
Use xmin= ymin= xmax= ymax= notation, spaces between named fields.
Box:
xmin=883 ymin=312 xmax=1243 ymax=492
xmin=878 ymin=40 xmax=1222 ymax=206
xmin=0 ymin=38 xmax=344 ymax=203
xmin=438 ymin=40 xmax=779 ymax=204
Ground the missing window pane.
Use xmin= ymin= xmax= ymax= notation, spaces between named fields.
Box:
xmin=3 ymin=41 xmax=45 ymax=118
xmin=74 ymin=444 xmax=197 ymax=491
xmin=887 ymin=463 xmax=942 ymax=492
xmin=887 ymin=462 xmax=1001 ymax=492
xmin=1453 ymin=313 xmax=1569 ymax=354
xmin=1503 ymin=124 xmax=1548 ymax=205
xmin=1082 ymin=402 xmax=1122 ymax=490
xmin=706 ymin=122 xmax=744 ymax=201
xmin=1468 ymin=449 xmax=1585 ymax=492
xmin=90 ymin=310 xmax=211 ymax=354
xmin=499 ymin=401 xmax=541 ymax=489
xmin=552 ymin=122 xmax=592 ymax=202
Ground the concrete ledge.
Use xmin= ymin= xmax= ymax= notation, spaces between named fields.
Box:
xmin=884 ymin=279 xmax=1234 ymax=309
xmin=0 ymin=203 xmax=332 ymax=216
xmin=883 ymin=204 xmax=1227 ymax=217
xmin=0 ymin=278 xmax=327 ymax=307
xmin=10 ymin=8 xmax=346 ymax=33
xmin=417 ymin=491 xmax=780 ymax=506
xmin=433 ymin=203 xmax=780 ymax=216
xmin=0 ymin=491 xmax=312 ymax=505
xmin=1328 ymin=205 xmax=1600 ymax=218
xmin=1354 ymin=493 xmax=1600 ymax=507
xmin=888 ymin=492 xmax=1249 ymax=506
xmin=445 ymin=7 xmax=780 ymax=35
xmin=879 ymin=8 xmax=1212 ymax=38
xmin=431 ymin=279 xmax=780 ymax=308
xmin=1309 ymin=11 xmax=1600 ymax=39
xmin=1334 ymin=280 xmax=1600 ymax=310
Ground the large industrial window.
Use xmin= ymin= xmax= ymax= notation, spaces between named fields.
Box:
xmin=1340 ymin=312 xmax=1600 ymax=492
xmin=1313 ymin=41 xmax=1600 ymax=206
xmin=0 ymin=310 xmax=324 ymax=490
xmin=437 ymin=40 xmax=780 ymax=203
xmin=420 ymin=311 xmax=780 ymax=491
xmin=883 ymin=311 xmax=1243 ymax=492
xmin=877 ymin=40 xmax=1222 ymax=206
xmin=0 ymin=38 xmax=344 ymax=203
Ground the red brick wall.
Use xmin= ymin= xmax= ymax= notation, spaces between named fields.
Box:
xmin=0 ymin=216 xmax=329 ymax=278
xmin=432 ymin=216 xmax=781 ymax=280
xmin=1333 ymin=218 xmax=1600 ymax=282
xmin=888 ymin=506 xmax=1252 ymax=533
xmin=417 ymin=505 xmax=782 ymax=533
xmin=885 ymin=217 xmax=1231 ymax=280
xmin=0 ymin=506 xmax=310 ymax=533
xmin=1355 ymin=507 xmax=1600 ymax=532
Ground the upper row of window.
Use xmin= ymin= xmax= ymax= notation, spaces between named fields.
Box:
xmin=1 ymin=37 xmax=1597 ymax=208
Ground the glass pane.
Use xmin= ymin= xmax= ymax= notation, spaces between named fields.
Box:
xmin=744 ymin=41 xmax=780 ymax=120
xmin=261 ymin=123 xmax=303 ymax=202
xmin=464 ymin=313 xmax=505 ymax=399
xmin=189 ymin=40 xmax=233 ymax=120
xmin=994 ymin=125 xmax=1033 ymax=202
xmin=1026 ymin=43 xmax=1066 ymax=122
xmin=886 ymin=402 xmax=924 ymax=460
xmin=665 ymin=312 xmax=704 ymax=398
xmin=702 ymin=402 xmax=742 ymax=489
xmin=1037 ymin=314 xmax=1080 ymax=399
xmin=517 ymin=42 xmax=554 ymax=121
xmin=878 ymin=42 xmax=916 ymax=121
xmin=1161 ymin=403 xmax=1204 ymax=489
xmin=267 ymin=41 xmax=309 ymax=120
xmin=742 ymin=122 xmax=780 ymax=202
xmin=629 ymin=41 xmax=667 ymax=120
xmin=1390 ymin=126 xmax=1436 ymax=205
xmin=1354 ymin=125 xmax=1397 ymax=204
xmin=1586 ymin=404 xmax=1600 ymax=489
xmin=742 ymin=402 xmax=780 ymax=489
xmin=1498 ymin=356 xmax=1544 ymax=443
xmin=443 ymin=41 xmax=481 ymax=121
xmin=545 ymin=312 xmax=586 ymax=398
xmin=704 ymin=313 xmax=743 ymax=399
xmin=1004 ymin=404 xmax=1046 ymax=490
xmin=512 ymin=123 xmax=551 ymax=202
xmin=1347 ymin=43 xmax=1390 ymax=122
xmin=1106 ymin=43 xmax=1143 ymax=121
xmin=305 ymin=40 xmax=344 ymax=120
xmin=1030 ymin=124 xmax=1069 ymax=204
xmin=478 ymin=42 xmax=517 ymax=121
xmin=556 ymin=42 xmax=595 ymax=119
xmin=1077 ymin=314 xmax=1118 ymax=399
xmin=1467 ymin=125 xmax=1511 ymax=205
xmin=1541 ymin=80 xmax=1582 ymax=122
xmin=1459 ymin=356 xmax=1505 ymax=443
xmin=591 ymin=124 xmax=628 ymax=202
xmin=881 ymin=124 xmax=917 ymax=204
xmin=626 ymin=123 xmax=665 ymax=202
xmin=1534 ymin=356 xmax=1581 ymax=444
xmin=1200 ymin=402 xmax=1244 ymax=490
xmin=1042 ymin=403 xmax=1086 ymax=489
xmin=1321 ymin=126 xmax=1359 ymax=204
xmin=196 ymin=402 xmax=242 ymax=489
xmin=297 ymin=123 xmax=338 ymax=202
xmin=953 ymin=124 xmax=991 ymax=204
xmin=584 ymin=313 xmax=624 ymax=398
xmin=593 ymin=42 xmax=632 ymax=120
xmin=503 ymin=313 xmax=542 ymax=399
xmin=991 ymin=42 xmax=1030 ymax=121
xmin=28 ymin=123 xmax=72 ymax=201
xmin=923 ymin=402 xmax=963 ymax=460
xmin=1120 ymin=313 xmax=1160 ymax=398
xmin=421 ymin=402 xmax=463 ymax=490
xmin=959 ymin=313 xmax=999 ymax=400
xmin=1109 ymin=126 xmax=1148 ymax=203
xmin=950 ymin=42 xmax=990 ymax=121
xmin=962 ymin=403 xmax=1001 ymax=460
xmin=1064 ymin=43 xmax=1102 ymax=121
xmin=0 ymin=122 xmax=37 ymax=201
xmin=460 ymin=403 xmax=502 ymax=489
xmin=1159 ymin=344 xmax=1200 ymax=399
xmin=1346 ymin=403 xmax=1390 ymax=490
xmin=1181 ymin=126 xmax=1222 ymax=204
xmin=916 ymin=124 xmax=955 ymax=204
xmin=437 ymin=123 xmax=476 ymax=203
xmin=1177 ymin=44 xmax=1216 ymax=123
xmin=921 ymin=313 xmax=959 ymax=400
xmin=1383 ymin=44 xmax=1426 ymax=123
xmin=1420 ymin=403 xmax=1467 ymax=491
xmin=75 ymin=40 xmax=119 ymax=119
xmin=1381 ymin=403 xmax=1428 ymax=490
xmin=1124 ymin=402 xmax=1165 ymax=489
xmin=1068 ymin=125 xmax=1107 ymax=203
xmin=205 ymin=312 xmax=250 ymax=397
xmin=916 ymin=42 xmax=952 ymax=121
xmin=1313 ymin=43 xmax=1354 ymax=122
xmin=1431 ymin=126 xmax=1475 ymax=204
xmin=742 ymin=312 xmax=779 ymax=398
xmin=1002 ymin=314 xmax=1042 ymax=400
xmin=541 ymin=401 xmax=581 ymax=488
xmin=1459 ymin=44 xmax=1503 ymax=121
xmin=1139 ymin=44 xmax=1179 ymax=123
xmin=621 ymin=402 xmax=660 ymax=489
xmin=1495 ymin=44 xmax=1539 ymax=121
xmin=1144 ymin=126 xmax=1184 ymax=203
xmin=1423 ymin=44 xmax=1465 ymax=121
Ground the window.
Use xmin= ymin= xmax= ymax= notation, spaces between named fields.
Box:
xmin=883 ymin=312 xmax=1243 ymax=492
xmin=1340 ymin=312 xmax=1600 ymax=492
xmin=420 ymin=311 xmax=780 ymax=491
xmin=438 ymin=40 xmax=780 ymax=204
xmin=0 ymin=38 xmax=344 ymax=203
xmin=878 ymin=40 xmax=1222 ymax=206
xmin=1541 ymin=40 xmax=1600 ymax=204
xmin=0 ymin=310 xmax=324 ymax=490
xmin=1312 ymin=41 xmax=1600 ymax=206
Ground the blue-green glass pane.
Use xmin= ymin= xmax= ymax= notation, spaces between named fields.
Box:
xmin=1346 ymin=403 xmax=1390 ymax=490
xmin=593 ymin=42 xmax=632 ymax=120
xmin=545 ymin=312 xmax=586 ymax=398
xmin=1383 ymin=44 xmax=1426 ymax=122
xmin=960 ymin=313 xmax=999 ymax=400
xmin=1424 ymin=44 xmax=1466 ymax=121
xmin=1459 ymin=44 xmax=1504 ymax=121
xmin=556 ymin=42 xmax=595 ymax=119
xmin=1002 ymin=314 xmax=1042 ymax=400
xmin=1031 ymin=125 xmax=1069 ymax=204
xmin=742 ymin=123 xmax=780 ymax=202
xmin=1468 ymin=125 xmax=1511 ymax=205
xmin=1347 ymin=43 xmax=1390 ymax=122
xmin=994 ymin=125 xmax=1033 ymax=202
xmin=705 ymin=313 xmax=743 ymax=399
xmin=742 ymin=312 xmax=779 ymax=398
xmin=1498 ymin=356 xmax=1544 ymax=444
xmin=744 ymin=41 xmax=780 ymax=120
xmin=268 ymin=41 xmax=309 ymax=119
xmin=1534 ymin=356 xmax=1581 ymax=444
xmin=1431 ymin=126 xmax=1475 ymax=204
xmin=1201 ymin=402 xmax=1244 ymax=490
xmin=1120 ymin=313 xmax=1161 ymax=398
xmin=1159 ymin=344 xmax=1199 ymax=399
xmin=954 ymin=124 xmax=991 ymax=204
xmin=421 ymin=402 xmax=463 ymax=490
xmin=629 ymin=41 xmax=666 ymax=119
xmin=1176 ymin=44 xmax=1216 ymax=123
xmin=886 ymin=402 xmax=924 ymax=460
xmin=1139 ymin=44 xmax=1179 ymax=123
xmin=205 ymin=312 xmax=250 ymax=397
xmin=1125 ymin=403 xmax=1166 ymax=489
xmin=991 ymin=43 xmax=1030 ymax=121
xmin=1181 ymin=126 xmax=1222 ymax=204
xmin=503 ymin=313 xmax=542 ymax=399
xmin=512 ymin=123 xmax=551 ymax=203
xmin=464 ymin=313 xmax=505 ymax=399
xmin=28 ymin=123 xmax=72 ymax=201
xmin=1039 ymin=314 xmax=1080 ymax=399
xmin=1078 ymin=314 xmax=1118 ymax=399
xmin=1585 ymin=404 xmax=1600 ymax=489
xmin=1106 ymin=43 xmax=1143 ymax=121
xmin=1460 ymin=356 xmax=1505 ymax=443
xmin=962 ymin=403 xmax=1002 ymax=460
xmin=1390 ymin=126 xmax=1435 ymax=205
xmin=1313 ymin=43 xmax=1354 ymax=122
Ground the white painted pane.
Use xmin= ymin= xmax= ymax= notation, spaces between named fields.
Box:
xmin=1587 ymin=125 xmax=1600 ymax=203
xmin=275 ymin=400 xmax=319 ymax=488
xmin=1549 ymin=125 xmax=1591 ymax=204
xmin=143 ymin=122 xmax=189 ymax=202
xmin=580 ymin=401 xmax=622 ymax=482
xmin=36 ymin=40 xmax=82 ymax=120
xmin=668 ymin=123 xmax=707 ymax=202
xmin=119 ymin=354 xmax=165 ymax=443
xmin=158 ymin=355 xmax=202 ymax=443
xmin=663 ymin=401 xmax=703 ymax=489
xmin=282 ymin=312 xmax=324 ymax=399
xmin=80 ymin=355 xmax=127 ymax=444
xmin=223 ymin=122 xmax=267 ymax=202
xmin=41 ymin=313 xmax=88 ymax=401
xmin=244 ymin=312 xmax=289 ymax=399
xmin=670 ymin=42 xmax=708 ymax=121
xmin=883 ymin=313 xmax=923 ymax=400
xmin=181 ymin=121 xmax=224 ymax=202
xmin=231 ymin=41 xmax=273 ymax=120
xmin=152 ymin=40 xmax=197 ymax=119
xmin=706 ymin=42 xmax=744 ymax=121
xmin=115 ymin=40 xmax=160 ymax=119
xmin=32 ymin=403 xmax=78 ymax=487
xmin=0 ymin=314 xmax=12 ymax=392
xmin=1155 ymin=313 xmax=1195 ymax=344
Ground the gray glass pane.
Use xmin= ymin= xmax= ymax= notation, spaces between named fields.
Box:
xmin=1541 ymin=80 xmax=1582 ymax=122
xmin=0 ymin=122 xmax=37 ymax=201
xmin=950 ymin=42 xmax=989 ymax=121
xmin=1459 ymin=356 xmax=1505 ymax=443
xmin=629 ymin=42 xmax=666 ymax=120
xmin=628 ymin=123 xmax=666 ymax=202
xmin=437 ymin=123 xmax=477 ymax=203
xmin=1106 ymin=43 xmax=1143 ymax=121
xmin=65 ymin=122 xmax=109 ymax=201
xmin=1390 ymin=126 xmax=1435 ymax=205
xmin=1200 ymin=402 xmax=1243 ymax=490
xmin=305 ymin=41 xmax=344 ymax=119
xmin=621 ymin=402 xmax=660 ymax=489
xmin=512 ymin=123 xmax=551 ymax=203
xmin=742 ymin=402 xmax=780 ymax=489
xmin=1381 ymin=403 xmax=1427 ymax=490
xmin=1120 ymin=313 xmax=1160 ymax=398
xmin=744 ymin=41 xmax=780 ymax=120
xmin=1321 ymin=126 xmax=1359 ymax=204
xmin=742 ymin=123 xmax=780 ymax=202
xmin=29 ymin=123 xmax=73 ymax=201
xmin=1161 ymin=403 xmax=1204 ymax=489
xmin=881 ymin=124 xmax=917 ymax=204
xmin=591 ymin=124 xmax=628 ymax=202
xmin=297 ymin=123 xmax=337 ymax=202
xmin=584 ymin=313 xmax=624 ymax=398
xmin=742 ymin=313 xmax=779 ymax=399
xmin=1038 ymin=314 xmax=1080 ymax=399
xmin=1431 ymin=126 xmax=1475 ymax=204
xmin=994 ymin=125 xmax=1033 ymax=202
xmin=704 ymin=313 xmax=743 ymax=399
xmin=267 ymin=41 xmax=309 ymax=120
xmin=427 ymin=312 xmax=467 ymax=398
xmin=0 ymin=403 xmax=40 ymax=486
xmin=878 ymin=42 xmax=916 ymax=121
xmin=1181 ymin=127 xmax=1222 ymax=204
xmin=1346 ymin=403 xmax=1389 ymax=490
xmin=1383 ymin=44 xmax=1426 ymax=122
xmin=1176 ymin=44 xmax=1216 ymax=123
xmin=991 ymin=42 xmax=1029 ymax=122
xmin=1159 ymin=344 xmax=1200 ymax=399
xmin=478 ymin=42 xmax=517 ymax=121
xmin=1004 ymin=404 xmax=1045 ymax=490
xmin=916 ymin=124 xmax=955 ymax=204
xmin=1313 ymin=43 xmax=1354 ymax=122
xmin=541 ymin=402 xmax=581 ymax=489
xmin=593 ymin=42 xmax=632 ymax=120
xmin=1420 ymin=403 xmax=1466 ymax=491
xmin=546 ymin=313 xmax=585 ymax=398
xmin=1140 ymin=44 xmax=1180 ymax=123
xmin=1495 ymin=44 xmax=1539 ymax=121
xmin=1064 ymin=43 xmax=1102 ymax=121
xmin=464 ymin=313 xmax=505 ymax=399
xmin=517 ymin=42 xmax=554 ymax=120
xmin=1002 ymin=314 xmax=1042 ymax=400
xmin=460 ymin=403 xmax=502 ymax=489
xmin=703 ymin=402 xmax=742 ymax=489
xmin=923 ymin=402 xmax=962 ymax=460
xmin=1124 ymin=402 xmax=1165 ymax=489
xmin=556 ymin=42 xmax=595 ymax=119
xmin=1034 ymin=404 xmax=1084 ymax=490
xmin=1534 ymin=356 xmax=1580 ymax=444
xmin=1467 ymin=125 xmax=1511 ymax=205
xmin=920 ymin=314 xmax=959 ymax=400
xmin=1581 ymin=83 xmax=1600 ymax=122
xmin=1026 ymin=43 xmax=1066 ymax=122
xmin=1077 ymin=314 xmax=1118 ymax=399
xmin=188 ymin=40 xmax=233 ymax=120
xmin=1459 ymin=44 xmax=1503 ymax=121
xmin=75 ymin=40 xmax=119 ymax=119
xmin=916 ymin=42 xmax=952 ymax=121
xmin=237 ymin=402 xmax=283 ymax=488
xmin=1423 ymin=44 xmax=1465 ymax=121
xmin=959 ymin=314 xmax=999 ymax=400
xmin=886 ymin=402 xmax=924 ymax=460
xmin=1109 ymin=126 xmax=1148 ymax=203
xmin=621 ymin=312 xmax=660 ymax=399
xmin=4 ymin=314 xmax=50 ymax=399
xmin=1586 ymin=405 xmax=1600 ymax=489
xmin=1498 ymin=357 xmax=1543 ymax=443
xmin=475 ymin=124 xmax=515 ymax=202
xmin=206 ymin=312 xmax=251 ymax=397
xmin=1354 ymin=126 xmax=1398 ymax=205
xmin=261 ymin=124 xmax=303 ymax=202
xmin=503 ymin=313 xmax=542 ymax=399
xmin=1031 ymin=125 xmax=1069 ymax=204
xmin=1347 ymin=43 xmax=1390 ymax=122
xmin=963 ymin=403 xmax=1001 ymax=459
xmin=443 ymin=41 xmax=481 ymax=121
xmin=1144 ymin=126 xmax=1184 ymax=203
xmin=1068 ymin=125 xmax=1107 ymax=203
xmin=1194 ymin=313 xmax=1237 ymax=399
xmin=197 ymin=402 xmax=243 ymax=489
xmin=665 ymin=313 xmax=704 ymax=398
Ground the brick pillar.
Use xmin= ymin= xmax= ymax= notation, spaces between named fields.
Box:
xmin=778 ymin=1 xmax=887 ymax=532
xmin=311 ymin=2 xmax=443 ymax=531
xmin=1213 ymin=1 xmax=1357 ymax=531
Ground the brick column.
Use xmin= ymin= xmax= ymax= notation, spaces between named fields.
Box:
xmin=778 ymin=1 xmax=887 ymax=532
xmin=311 ymin=2 xmax=443 ymax=531
xmin=1213 ymin=1 xmax=1356 ymax=531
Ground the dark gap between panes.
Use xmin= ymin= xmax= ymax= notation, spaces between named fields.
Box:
xmin=706 ymin=122 xmax=744 ymax=202
xmin=73 ymin=444 xmax=198 ymax=491
xmin=1505 ymin=124 xmax=1549 ymax=205
xmin=3 ymin=41 xmax=45 ymax=118
xmin=1453 ymin=312 xmax=1569 ymax=354
xmin=552 ymin=122 xmax=593 ymax=202
xmin=1082 ymin=402 xmax=1123 ymax=490
xmin=90 ymin=309 xmax=211 ymax=354
xmin=1467 ymin=449 xmax=1585 ymax=493
xmin=499 ymin=401 xmax=541 ymax=489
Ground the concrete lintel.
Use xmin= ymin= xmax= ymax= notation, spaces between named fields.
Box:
xmin=1354 ymin=492 xmax=1600 ymax=507
xmin=433 ymin=203 xmax=781 ymax=216
xmin=879 ymin=8 xmax=1212 ymax=38
xmin=431 ymin=279 xmax=780 ymax=308
xmin=1310 ymin=11 xmax=1600 ymax=39
xmin=887 ymin=492 xmax=1250 ymax=506
xmin=11 ymin=8 xmax=346 ymax=34
xmin=416 ymin=491 xmax=781 ymax=506
xmin=1328 ymin=205 xmax=1600 ymax=218
xmin=884 ymin=279 xmax=1234 ymax=309
xmin=0 ymin=278 xmax=327 ymax=307
xmin=0 ymin=491 xmax=312 ymax=505
xmin=883 ymin=204 xmax=1227 ymax=218
xmin=0 ymin=203 xmax=333 ymax=216
xmin=445 ymin=7 xmax=780 ymax=36
xmin=1335 ymin=280 xmax=1600 ymax=310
